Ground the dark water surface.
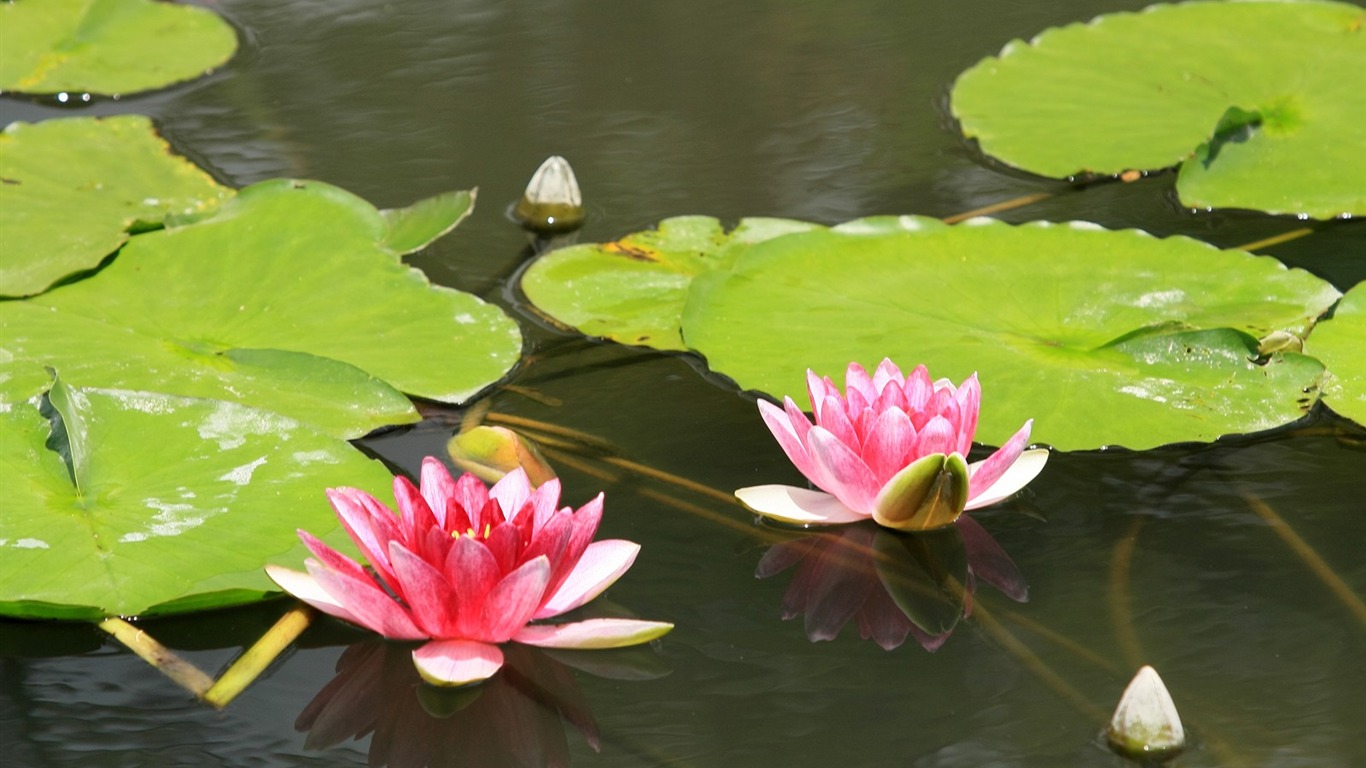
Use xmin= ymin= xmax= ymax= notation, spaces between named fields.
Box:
xmin=3 ymin=1 xmax=1364 ymax=766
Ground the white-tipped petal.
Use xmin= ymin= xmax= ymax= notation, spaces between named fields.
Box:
xmin=536 ymin=539 xmax=640 ymax=619
xmin=965 ymin=448 xmax=1049 ymax=509
xmin=412 ymin=639 xmax=505 ymax=687
xmin=1107 ymin=665 xmax=1186 ymax=759
xmin=265 ymin=564 xmax=364 ymax=626
xmin=515 ymin=618 xmax=673 ymax=649
xmin=735 ymin=485 xmax=869 ymax=525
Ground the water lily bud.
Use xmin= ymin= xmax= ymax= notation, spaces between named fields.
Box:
xmin=1256 ymin=329 xmax=1303 ymax=356
xmin=1107 ymin=665 xmax=1186 ymax=761
xmin=513 ymin=155 xmax=584 ymax=234
xmin=447 ymin=425 xmax=557 ymax=486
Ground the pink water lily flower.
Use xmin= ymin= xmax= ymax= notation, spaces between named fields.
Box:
xmin=736 ymin=359 xmax=1048 ymax=531
xmin=267 ymin=458 xmax=672 ymax=687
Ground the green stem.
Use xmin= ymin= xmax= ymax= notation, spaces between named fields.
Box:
xmin=203 ymin=605 xmax=314 ymax=709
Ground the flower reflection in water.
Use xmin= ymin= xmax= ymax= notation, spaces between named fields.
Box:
xmin=756 ymin=517 xmax=1027 ymax=651
xmin=298 ymin=639 xmax=668 ymax=768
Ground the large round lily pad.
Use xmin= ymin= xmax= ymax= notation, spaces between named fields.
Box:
xmin=522 ymin=216 xmax=1340 ymax=450
xmin=1305 ymin=282 xmax=1366 ymax=425
xmin=950 ymin=0 xmax=1366 ymax=218
xmin=0 ymin=115 xmax=232 ymax=297
xmin=0 ymin=377 xmax=394 ymax=620
xmin=0 ymin=0 xmax=238 ymax=96
xmin=2 ymin=178 xmax=521 ymax=439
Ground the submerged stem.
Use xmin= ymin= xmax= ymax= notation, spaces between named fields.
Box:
xmin=1243 ymin=492 xmax=1366 ymax=629
xmin=1108 ymin=517 xmax=1147 ymax=671
xmin=98 ymin=617 xmax=214 ymax=699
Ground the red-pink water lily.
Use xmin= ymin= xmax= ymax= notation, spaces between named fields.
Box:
xmin=736 ymin=359 xmax=1048 ymax=531
xmin=267 ymin=458 xmax=672 ymax=687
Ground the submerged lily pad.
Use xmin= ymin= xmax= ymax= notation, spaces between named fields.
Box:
xmin=0 ymin=115 xmax=232 ymax=297
xmin=1305 ymin=282 xmax=1366 ymax=425
xmin=950 ymin=0 xmax=1366 ymax=218
xmin=1 ymin=178 xmax=522 ymax=438
xmin=0 ymin=0 xmax=238 ymax=96
xmin=523 ymin=216 xmax=1339 ymax=450
xmin=0 ymin=377 xmax=394 ymax=620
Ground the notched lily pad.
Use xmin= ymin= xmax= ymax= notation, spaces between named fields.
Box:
xmin=950 ymin=0 xmax=1366 ymax=218
xmin=2 ymin=178 xmax=522 ymax=438
xmin=520 ymin=215 xmax=818 ymax=349
xmin=1304 ymin=282 xmax=1366 ymax=426
xmin=0 ymin=376 xmax=394 ymax=620
xmin=524 ymin=216 xmax=1340 ymax=450
xmin=0 ymin=115 xmax=232 ymax=297
xmin=0 ymin=0 xmax=238 ymax=96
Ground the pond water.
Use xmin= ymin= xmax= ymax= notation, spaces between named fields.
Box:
xmin=3 ymin=0 xmax=1365 ymax=766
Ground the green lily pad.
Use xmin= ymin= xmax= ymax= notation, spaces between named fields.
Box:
xmin=2 ymin=178 xmax=522 ymax=438
xmin=0 ymin=0 xmax=237 ymax=96
xmin=523 ymin=216 xmax=1340 ymax=450
xmin=521 ymin=215 xmax=819 ymax=350
xmin=950 ymin=0 xmax=1366 ymax=218
xmin=0 ymin=115 xmax=232 ymax=297
xmin=0 ymin=377 xmax=394 ymax=620
xmin=1305 ymin=282 xmax=1366 ymax=425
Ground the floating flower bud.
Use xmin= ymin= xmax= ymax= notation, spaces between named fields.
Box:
xmin=513 ymin=155 xmax=584 ymax=234
xmin=447 ymin=424 xmax=557 ymax=486
xmin=1107 ymin=665 xmax=1186 ymax=761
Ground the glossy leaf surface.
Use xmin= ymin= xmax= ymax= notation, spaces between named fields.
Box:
xmin=950 ymin=0 xmax=1366 ymax=218
xmin=0 ymin=378 xmax=393 ymax=620
xmin=0 ymin=0 xmax=237 ymax=95
xmin=0 ymin=116 xmax=231 ymax=297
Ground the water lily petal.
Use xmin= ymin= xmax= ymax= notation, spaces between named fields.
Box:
xmin=265 ymin=564 xmax=365 ymax=627
xmin=816 ymin=394 xmax=860 ymax=451
xmin=297 ymin=529 xmax=371 ymax=584
xmin=412 ymin=639 xmax=505 ymax=687
xmin=389 ymin=541 xmax=459 ymax=637
xmin=871 ymin=358 xmax=904 ymax=392
xmin=966 ymin=419 xmax=1033 ymax=501
xmin=861 ymin=408 xmax=915 ymax=481
xmin=393 ymin=475 xmax=439 ymax=545
xmin=966 ymin=448 xmax=1049 ymax=509
xmin=536 ymin=539 xmax=641 ymax=619
xmin=953 ymin=374 xmax=981 ymax=455
xmin=734 ymin=484 xmax=869 ymax=525
xmin=303 ymin=558 xmax=427 ymax=640
xmin=808 ymin=427 xmax=880 ymax=512
xmin=844 ymin=361 xmax=878 ymax=403
xmin=480 ymin=556 xmax=552 ymax=641
xmin=806 ymin=370 xmax=839 ymax=419
xmin=526 ymin=477 xmax=563 ymax=532
xmin=914 ymin=414 xmax=958 ymax=457
xmin=515 ymin=618 xmax=673 ymax=649
xmin=490 ymin=468 xmax=533 ymax=521
xmin=872 ymin=452 xmax=969 ymax=531
xmin=758 ymin=398 xmax=817 ymax=481
xmin=453 ymin=471 xmax=491 ymax=529
xmin=902 ymin=364 xmax=934 ymax=412
xmin=326 ymin=488 xmax=397 ymax=581
xmin=445 ymin=535 xmax=496 ymax=631
xmin=419 ymin=456 xmax=458 ymax=527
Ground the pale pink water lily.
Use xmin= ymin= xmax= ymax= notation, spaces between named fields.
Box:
xmin=736 ymin=359 xmax=1048 ymax=531
xmin=267 ymin=458 xmax=672 ymax=687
